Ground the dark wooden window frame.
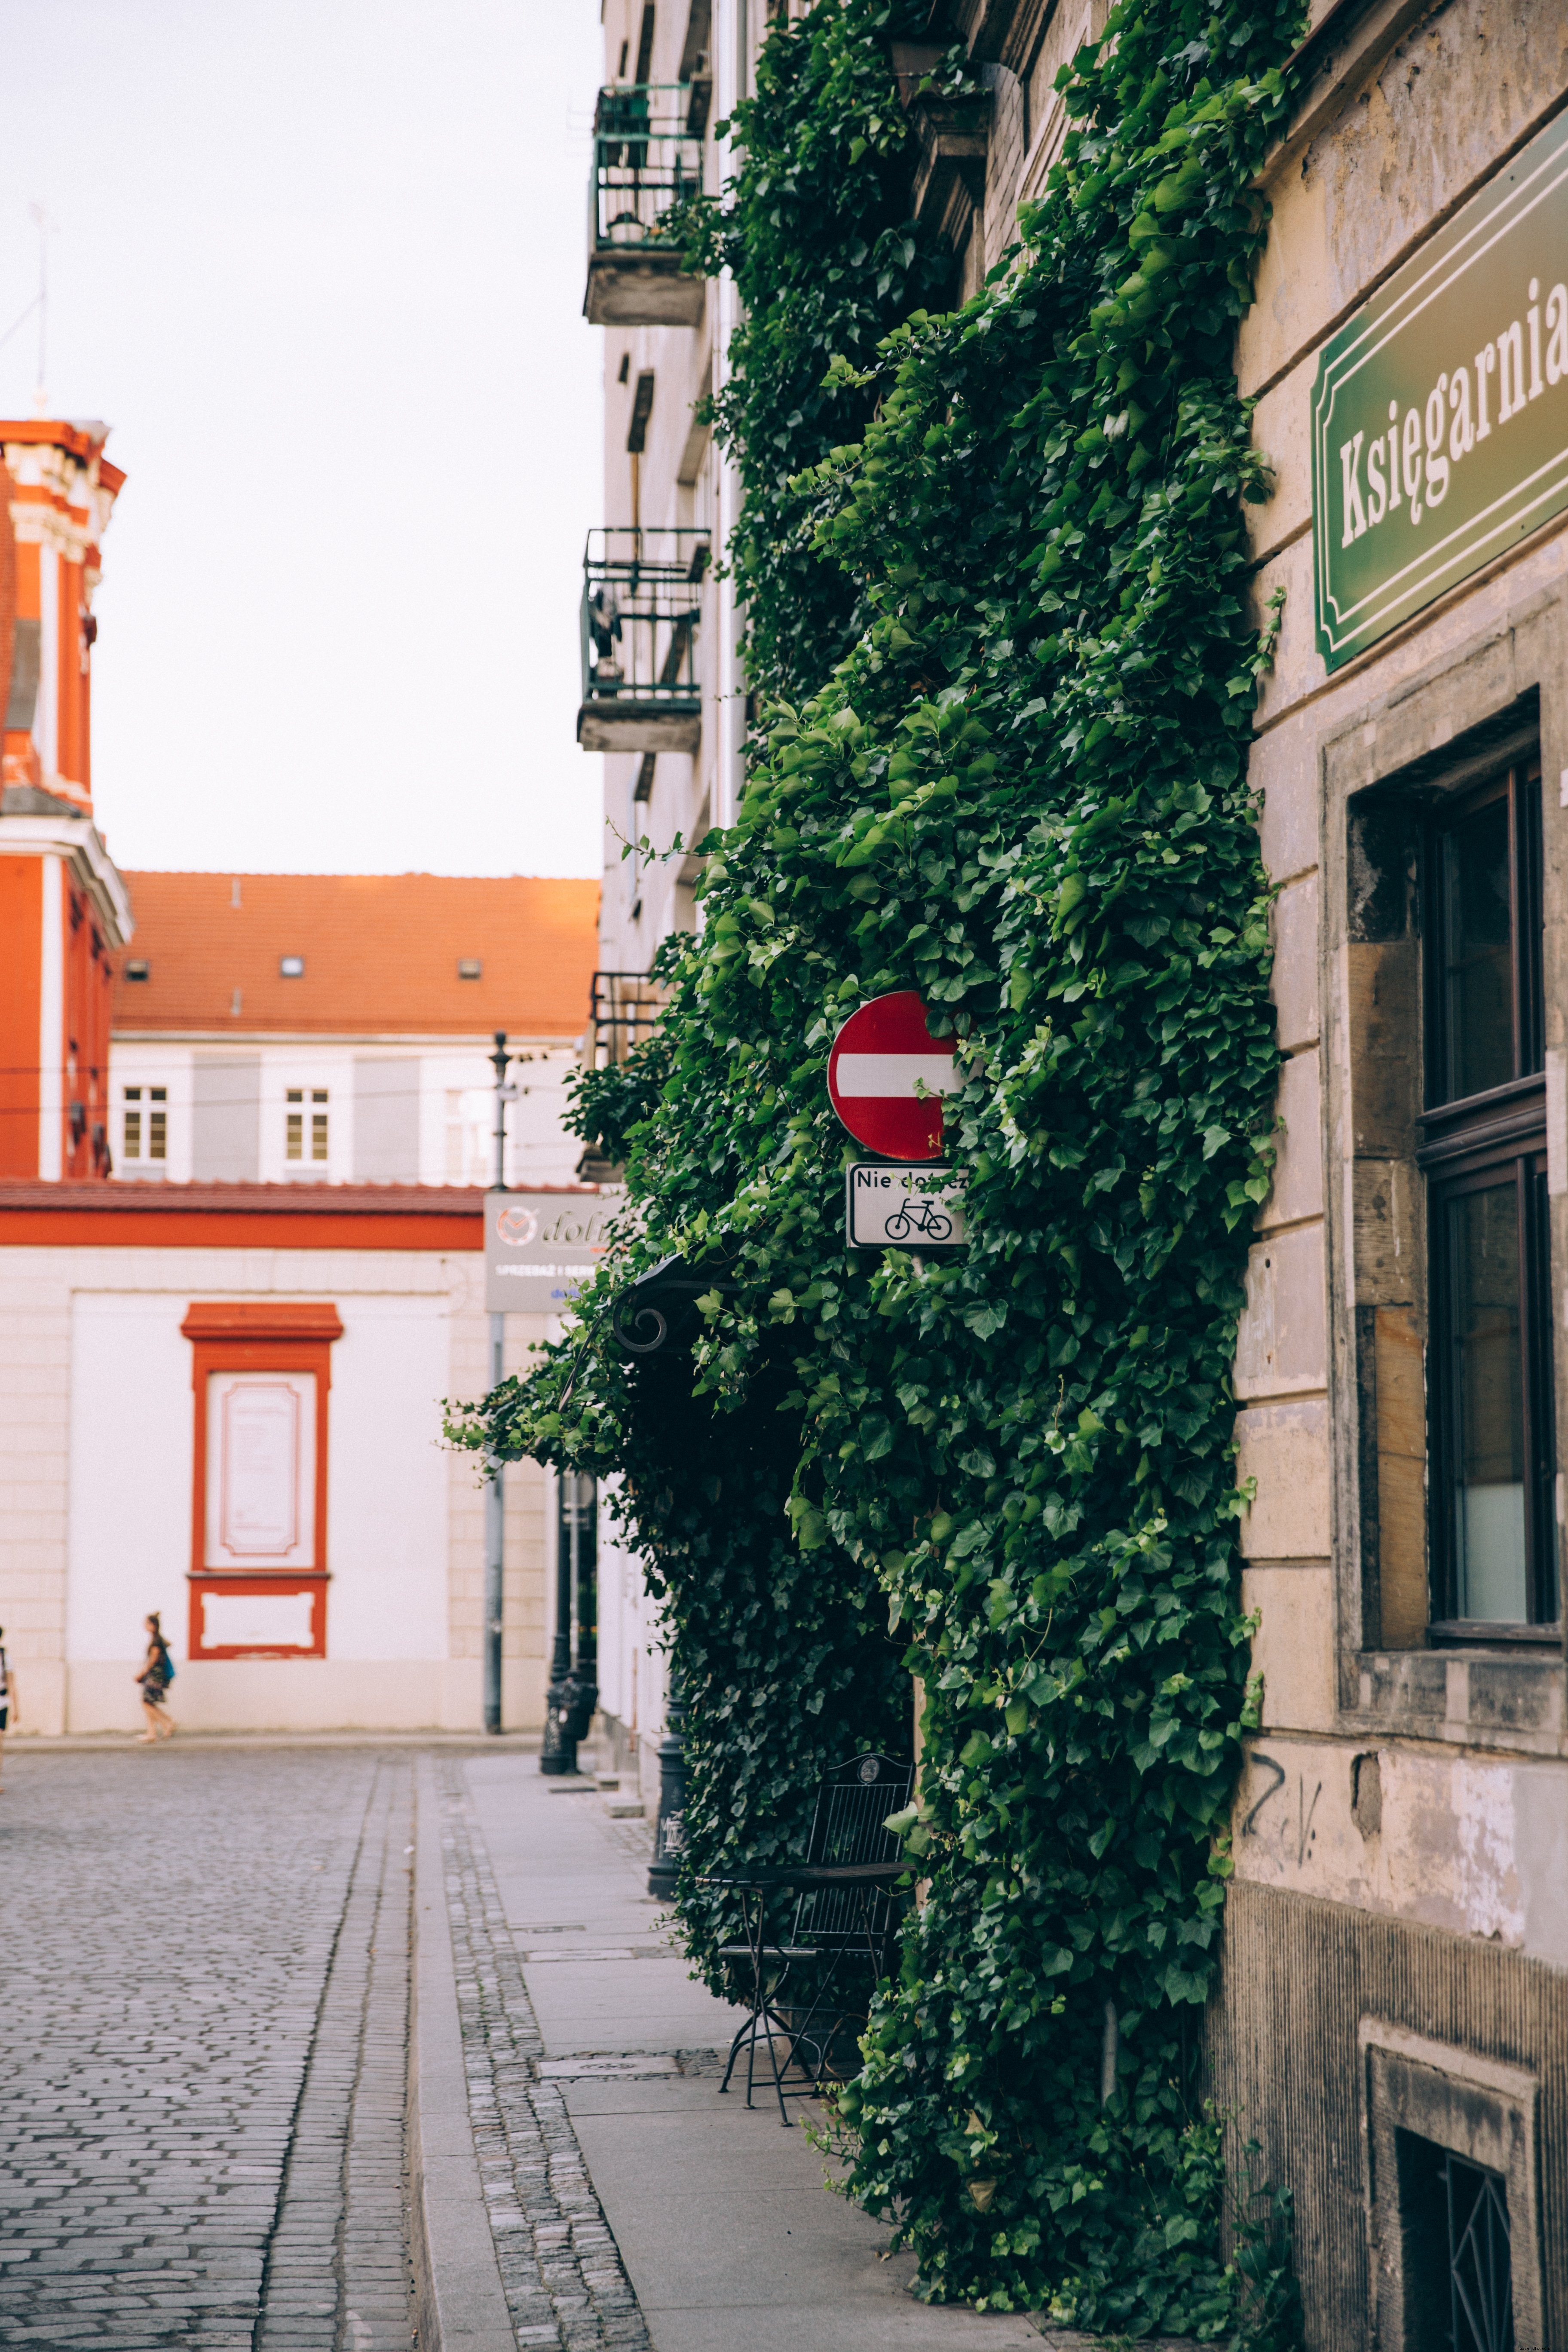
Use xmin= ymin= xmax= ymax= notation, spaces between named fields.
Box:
xmin=1417 ymin=757 xmax=1560 ymax=1640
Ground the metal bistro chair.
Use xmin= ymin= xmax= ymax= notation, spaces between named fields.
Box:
xmin=707 ymin=1751 xmax=913 ymax=2125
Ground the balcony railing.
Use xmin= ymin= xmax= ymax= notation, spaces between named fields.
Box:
xmin=589 ymin=970 xmax=666 ymax=1066
xmin=579 ymin=528 xmax=710 ymax=755
xmin=584 ymin=83 xmax=707 ymax=327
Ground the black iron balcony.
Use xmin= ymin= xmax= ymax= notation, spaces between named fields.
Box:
xmin=589 ymin=969 xmax=666 ymax=1063
xmin=585 ymin=83 xmax=707 ymax=328
xmin=579 ymin=528 xmax=710 ymax=754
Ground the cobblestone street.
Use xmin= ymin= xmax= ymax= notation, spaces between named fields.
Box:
xmin=0 ymin=1746 xmax=1042 ymax=2352
xmin=0 ymin=1749 xmax=418 ymax=2351
xmin=0 ymin=1748 xmax=654 ymax=2352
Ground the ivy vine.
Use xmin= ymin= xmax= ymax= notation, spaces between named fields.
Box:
xmin=671 ymin=1 xmax=956 ymax=702
xmin=452 ymin=0 xmax=1307 ymax=2335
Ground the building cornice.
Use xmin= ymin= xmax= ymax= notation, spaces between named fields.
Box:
xmin=0 ymin=810 xmax=133 ymax=945
xmin=107 ymin=1029 xmax=582 ymax=1050
xmin=0 ymin=1178 xmax=603 ymax=1254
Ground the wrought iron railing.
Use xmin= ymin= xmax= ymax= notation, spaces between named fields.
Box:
xmin=590 ymin=970 xmax=666 ymax=1065
xmin=590 ymin=83 xmax=704 ymax=254
xmin=581 ymin=528 xmax=710 ymax=712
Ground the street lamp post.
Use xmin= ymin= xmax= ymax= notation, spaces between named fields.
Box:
xmin=484 ymin=1030 xmax=512 ymax=1737
xmin=540 ymin=1470 xmax=580 ymax=1773
xmin=647 ymin=1665 xmax=687 ymax=1902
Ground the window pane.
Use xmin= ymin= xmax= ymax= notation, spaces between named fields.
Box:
xmin=1440 ymin=796 xmax=1513 ymax=1100
xmin=123 ymin=1109 xmax=141 ymax=1160
xmin=148 ymin=1109 xmax=166 ymax=1161
xmin=1449 ymin=1182 xmax=1527 ymax=1621
xmin=311 ymin=1111 xmax=328 ymax=1161
xmin=286 ymin=1111 xmax=303 ymax=1161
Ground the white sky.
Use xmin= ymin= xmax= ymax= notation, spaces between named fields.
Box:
xmin=0 ymin=0 xmax=605 ymax=879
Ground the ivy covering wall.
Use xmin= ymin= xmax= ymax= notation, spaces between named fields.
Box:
xmin=453 ymin=0 xmax=1306 ymax=2335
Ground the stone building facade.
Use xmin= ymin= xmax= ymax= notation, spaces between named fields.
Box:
xmin=942 ymin=0 xmax=1568 ymax=2337
xmin=583 ymin=3 xmax=1568 ymax=2331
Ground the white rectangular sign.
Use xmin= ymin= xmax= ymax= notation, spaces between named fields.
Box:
xmin=484 ymin=1190 xmax=624 ymax=1313
xmin=845 ymin=1163 xmax=966 ymax=1250
xmin=206 ymin=1372 xmax=315 ymax=1568
xmin=201 ymin=1587 xmax=318 ymax=1651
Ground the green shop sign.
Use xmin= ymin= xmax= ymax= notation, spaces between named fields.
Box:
xmin=1311 ymin=108 xmax=1568 ymax=671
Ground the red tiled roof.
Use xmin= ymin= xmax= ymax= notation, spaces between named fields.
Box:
xmin=112 ymin=871 xmax=600 ymax=1039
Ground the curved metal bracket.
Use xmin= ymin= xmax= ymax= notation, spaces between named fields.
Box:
xmin=611 ymin=1252 xmax=739 ymax=1357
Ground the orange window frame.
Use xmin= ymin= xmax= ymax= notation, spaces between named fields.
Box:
xmin=181 ymin=1301 xmax=343 ymax=1660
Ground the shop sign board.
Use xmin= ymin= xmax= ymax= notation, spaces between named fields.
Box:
xmin=484 ymin=1190 xmax=620 ymax=1313
xmin=827 ymin=990 xmax=959 ymax=1160
xmin=1311 ymin=107 xmax=1568 ymax=673
xmin=846 ymin=1162 xmax=966 ymax=1251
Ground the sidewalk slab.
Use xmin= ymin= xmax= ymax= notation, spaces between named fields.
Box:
xmin=463 ymin=1754 xmax=1042 ymax=2352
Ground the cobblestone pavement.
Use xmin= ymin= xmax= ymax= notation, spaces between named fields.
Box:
xmin=433 ymin=1759 xmax=650 ymax=2352
xmin=0 ymin=1749 xmax=416 ymax=2352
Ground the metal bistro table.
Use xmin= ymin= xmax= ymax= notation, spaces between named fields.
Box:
xmin=701 ymin=1860 xmax=909 ymax=2125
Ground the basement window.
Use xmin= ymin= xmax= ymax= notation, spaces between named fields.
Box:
xmin=457 ymin=959 xmax=482 ymax=980
xmin=1395 ymin=2134 xmax=1513 ymax=2352
xmin=1362 ymin=2023 xmax=1541 ymax=2350
xmin=124 ymin=959 xmax=150 ymax=981
xmin=279 ymin=955 xmax=305 ymax=978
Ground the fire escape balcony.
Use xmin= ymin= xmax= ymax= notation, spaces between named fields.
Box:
xmin=584 ymin=83 xmax=707 ymax=328
xmin=579 ymin=528 xmax=710 ymax=754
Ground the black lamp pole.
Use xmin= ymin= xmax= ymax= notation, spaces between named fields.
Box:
xmin=540 ymin=1471 xmax=580 ymax=1774
xmin=647 ymin=1663 xmax=687 ymax=1902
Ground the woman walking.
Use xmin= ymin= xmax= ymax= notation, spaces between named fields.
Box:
xmin=135 ymin=1613 xmax=177 ymax=1743
xmin=0 ymin=1627 xmax=17 ymax=1789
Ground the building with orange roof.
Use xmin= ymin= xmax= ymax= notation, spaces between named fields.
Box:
xmin=108 ymin=870 xmax=600 ymax=1186
xmin=0 ymin=426 xmax=605 ymax=1739
xmin=0 ymin=417 xmax=129 ymax=1184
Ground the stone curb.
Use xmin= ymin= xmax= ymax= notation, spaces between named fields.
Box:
xmin=408 ymin=1752 xmax=518 ymax=2352
xmin=9 ymin=1730 xmax=543 ymax=1753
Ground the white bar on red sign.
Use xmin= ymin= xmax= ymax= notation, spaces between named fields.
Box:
xmin=833 ymin=1054 xmax=959 ymax=1097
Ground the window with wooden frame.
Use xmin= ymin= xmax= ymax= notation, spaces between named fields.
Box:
xmin=1418 ymin=758 xmax=1559 ymax=1639
xmin=286 ymin=1087 xmax=328 ymax=1164
xmin=122 ymin=1084 xmax=167 ymax=1164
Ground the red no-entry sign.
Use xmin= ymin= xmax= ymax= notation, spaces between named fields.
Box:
xmin=827 ymin=990 xmax=958 ymax=1160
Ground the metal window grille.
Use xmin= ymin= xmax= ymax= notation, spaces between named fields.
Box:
xmin=1445 ymin=2152 xmax=1513 ymax=2352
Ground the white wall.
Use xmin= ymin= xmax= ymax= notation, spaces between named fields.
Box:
xmin=67 ymin=1292 xmax=194 ymax=1669
xmin=8 ymin=1245 xmax=549 ymax=1733
xmin=107 ymin=1045 xmax=195 ymax=1182
xmin=66 ymin=1286 xmax=454 ymax=1715
xmin=107 ymin=1037 xmax=585 ymax=1187
xmin=326 ymin=1293 xmax=449 ymax=1660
